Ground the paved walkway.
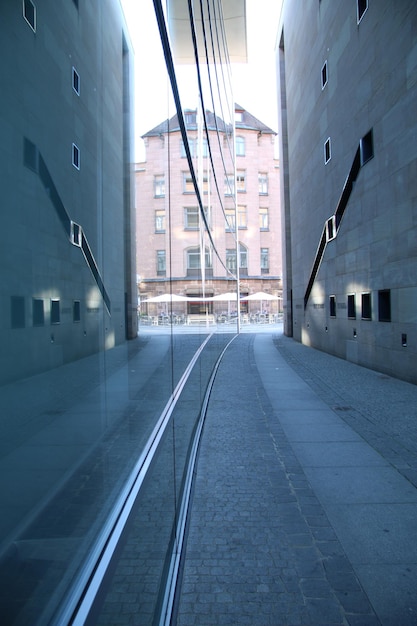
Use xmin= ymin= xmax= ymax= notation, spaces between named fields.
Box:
xmin=174 ymin=332 xmax=417 ymax=626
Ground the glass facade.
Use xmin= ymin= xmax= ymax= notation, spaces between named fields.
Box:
xmin=0 ymin=0 xmax=242 ymax=624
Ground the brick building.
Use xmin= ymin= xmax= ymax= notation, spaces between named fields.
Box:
xmin=136 ymin=105 xmax=282 ymax=319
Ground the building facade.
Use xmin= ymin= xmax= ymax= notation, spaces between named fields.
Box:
xmin=136 ymin=105 xmax=282 ymax=318
xmin=0 ymin=0 xmax=137 ymax=385
xmin=277 ymin=0 xmax=417 ymax=383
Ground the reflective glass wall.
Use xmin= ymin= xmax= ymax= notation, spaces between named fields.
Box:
xmin=0 ymin=0 xmax=241 ymax=624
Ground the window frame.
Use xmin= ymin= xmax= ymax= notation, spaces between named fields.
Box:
xmin=258 ymin=172 xmax=268 ymax=195
xmin=184 ymin=206 xmax=199 ymax=230
xmin=225 ymin=174 xmax=235 ymax=196
xmin=72 ymin=67 xmax=80 ymax=95
xmin=357 ymin=0 xmax=368 ymax=24
xmin=72 ymin=143 xmax=80 ymax=170
xmin=321 ymin=60 xmax=328 ymax=89
xmin=324 ymin=137 xmax=331 ymax=164
xmin=154 ymin=175 xmax=165 ymax=198
xmin=236 ymin=136 xmax=245 ymax=156
xmin=361 ymin=292 xmax=372 ymax=320
xmin=50 ymin=299 xmax=61 ymax=325
xmin=156 ymin=250 xmax=166 ymax=275
xmin=155 ymin=209 xmax=166 ymax=233
xmin=23 ymin=0 xmax=36 ymax=32
xmin=259 ymin=207 xmax=269 ymax=231
xmin=260 ymin=248 xmax=269 ymax=273
xmin=186 ymin=247 xmax=212 ymax=272
xmin=329 ymin=295 xmax=336 ymax=318
xmin=347 ymin=294 xmax=356 ymax=319
xmin=236 ymin=170 xmax=246 ymax=193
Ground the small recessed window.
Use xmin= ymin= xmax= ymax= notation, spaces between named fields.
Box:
xmin=360 ymin=128 xmax=374 ymax=166
xmin=326 ymin=216 xmax=336 ymax=241
xmin=51 ymin=299 xmax=60 ymax=325
xmin=73 ymin=300 xmax=81 ymax=323
xmin=33 ymin=298 xmax=44 ymax=326
xmin=72 ymin=143 xmax=80 ymax=169
xmin=72 ymin=67 xmax=80 ymax=95
xmin=361 ymin=292 xmax=372 ymax=320
xmin=329 ymin=295 xmax=336 ymax=317
xmin=357 ymin=0 xmax=368 ymax=24
xmin=11 ymin=296 xmax=25 ymax=329
xmin=378 ymin=289 xmax=391 ymax=322
xmin=324 ymin=138 xmax=331 ymax=164
xmin=347 ymin=294 xmax=356 ymax=319
xmin=23 ymin=0 xmax=36 ymax=32
xmin=321 ymin=61 xmax=328 ymax=89
xmin=71 ymin=221 xmax=82 ymax=246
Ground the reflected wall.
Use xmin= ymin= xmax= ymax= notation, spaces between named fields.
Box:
xmin=0 ymin=0 xmax=242 ymax=624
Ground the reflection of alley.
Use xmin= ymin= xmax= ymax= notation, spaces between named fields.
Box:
xmin=0 ymin=331 xmax=230 ymax=623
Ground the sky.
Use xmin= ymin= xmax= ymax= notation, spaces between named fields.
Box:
xmin=120 ymin=0 xmax=282 ymax=161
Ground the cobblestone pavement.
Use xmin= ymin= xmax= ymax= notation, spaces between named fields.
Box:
xmin=174 ymin=332 xmax=417 ymax=626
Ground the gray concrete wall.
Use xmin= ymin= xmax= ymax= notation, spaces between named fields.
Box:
xmin=0 ymin=0 xmax=137 ymax=384
xmin=277 ymin=0 xmax=417 ymax=383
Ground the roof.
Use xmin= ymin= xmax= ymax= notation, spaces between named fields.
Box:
xmin=142 ymin=105 xmax=276 ymax=138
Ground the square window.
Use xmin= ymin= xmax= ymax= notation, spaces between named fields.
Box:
xmin=347 ymin=294 xmax=356 ymax=319
xmin=357 ymin=0 xmax=368 ymax=23
xmin=329 ymin=295 xmax=336 ymax=317
xmin=361 ymin=292 xmax=372 ymax=320
xmin=321 ymin=60 xmax=328 ymax=89
xmin=72 ymin=67 xmax=80 ymax=95
xmin=378 ymin=289 xmax=391 ymax=322
xmin=324 ymin=138 xmax=331 ymax=164
xmin=73 ymin=300 xmax=81 ymax=322
xmin=51 ymin=299 xmax=60 ymax=324
xmin=72 ymin=143 xmax=80 ymax=169
xmin=23 ymin=0 xmax=36 ymax=32
xmin=33 ymin=298 xmax=44 ymax=326
xmin=184 ymin=207 xmax=199 ymax=229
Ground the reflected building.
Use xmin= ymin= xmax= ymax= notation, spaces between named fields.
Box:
xmin=136 ymin=106 xmax=282 ymax=316
xmin=0 ymin=0 xmax=137 ymax=386
xmin=277 ymin=0 xmax=417 ymax=383
xmin=0 ymin=1 xmax=256 ymax=625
